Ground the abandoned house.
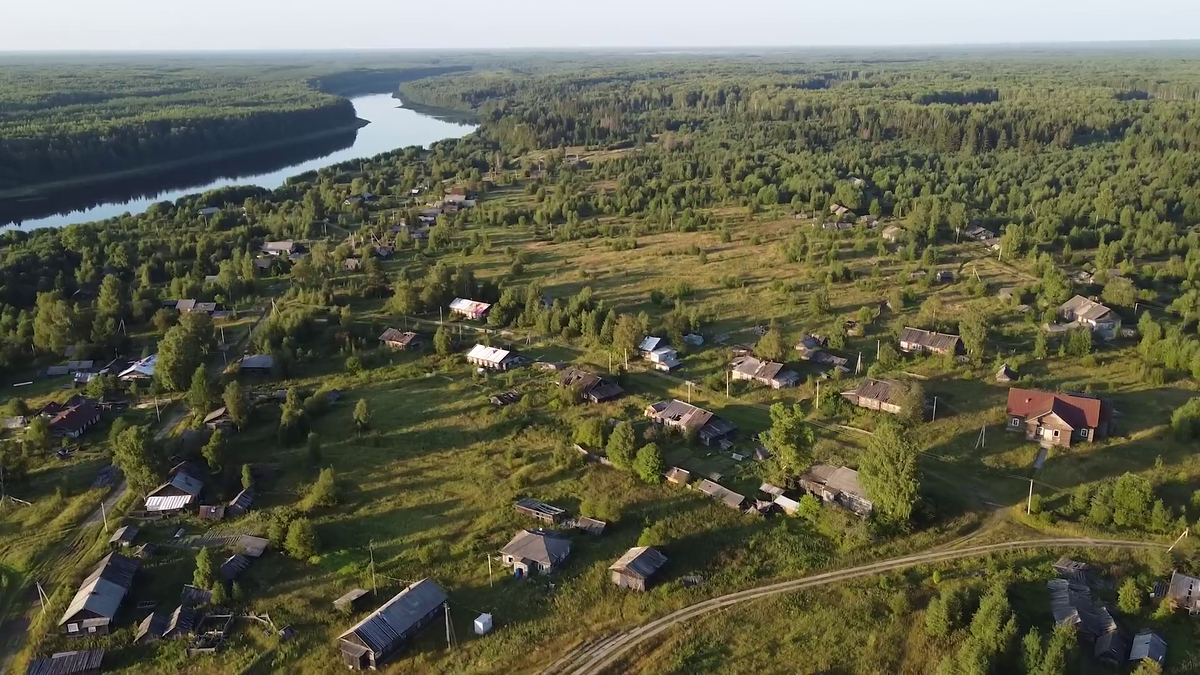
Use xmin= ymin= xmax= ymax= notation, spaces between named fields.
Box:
xmin=556 ymin=366 xmax=625 ymax=403
xmin=1048 ymin=576 xmax=1126 ymax=665
xmin=59 ymin=553 xmax=139 ymax=637
xmin=609 ymin=547 xmax=668 ymax=592
xmin=695 ymin=479 xmax=746 ymax=510
xmin=513 ymin=497 xmax=567 ymax=525
xmin=898 ymin=327 xmax=964 ymax=356
xmin=644 ymin=400 xmax=738 ymax=447
xmin=378 ymin=328 xmax=422 ymax=351
xmin=1005 ymin=388 xmax=1115 ymax=448
xmin=336 ymin=578 xmax=448 ymax=671
xmin=840 ymin=378 xmax=907 ymax=416
xmin=1167 ymin=570 xmax=1200 ymax=613
xmin=499 ymin=529 xmax=572 ymax=578
xmin=798 ymin=464 xmax=874 ymax=517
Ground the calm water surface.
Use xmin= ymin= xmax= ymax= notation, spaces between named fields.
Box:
xmin=4 ymin=94 xmax=475 ymax=229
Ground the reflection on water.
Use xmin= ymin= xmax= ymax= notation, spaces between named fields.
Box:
xmin=1 ymin=94 xmax=476 ymax=230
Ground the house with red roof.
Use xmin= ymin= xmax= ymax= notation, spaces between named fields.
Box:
xmin=1005 ymin=388 xmax=1115 ymax=448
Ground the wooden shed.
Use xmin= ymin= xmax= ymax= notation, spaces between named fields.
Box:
xmin=609 ymin=547 xmax=668 ymax=592
xmin=334 ymin=588 xmax=372 ymax=613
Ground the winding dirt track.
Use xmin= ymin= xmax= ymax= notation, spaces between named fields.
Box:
xmin=544 ymin=537 xmax=1165 ymax=675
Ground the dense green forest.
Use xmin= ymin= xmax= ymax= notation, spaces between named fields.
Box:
xmin=0 ymin=57 xmax=481 ymax=192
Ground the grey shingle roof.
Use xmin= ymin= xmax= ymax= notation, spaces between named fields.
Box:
xmin=26 ymin=649 xmax=104 ymax=675
xmin=338 ymin=579 xmax=448 ymax=655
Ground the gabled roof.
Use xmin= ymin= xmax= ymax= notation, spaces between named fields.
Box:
xmin=499 ymin=529 xmax=572 ymax=567
xmin=203 ymin=407 xmax=229 ymax=424
xmin=378 ymin=328 xmax=419 ymax=346
xmin=696 ymin=479 xmax=746 ymax=509
xmin=109 ymin=525 xmax=139 ymax=545
xmin=151 ymin=470 xmax=204 ymax=499
xmin=802 ymin=464 xmax=870 ymax=502
xmin=117 ymin=354 xmax=157 ymax=379
xmin=164 ymin=604 xmax=197 ymax=637
xmin=1006 ymin=388 xmax=1106 ymax=429
xmin=338 ymin=579 xmax=448 ymax=655
xmin=609 ymin=547 xmax=668 ymax=580
xmin=638 ymin=336 xmax=664 ymax=352
xmin=899 ymin=327 xmax=962 ymax=352
xmin=220 ymin=554 xmax=251 ymax=582
xmin=449 ymin=298 xmax=491 ymax=315
xmin=228 ymin=488 xmax=254 ymax=515
xmin=262 ymin=240 xmax=296 ymax=252
xmin=557 ymin=367 xmax=602 ymax=392
xmin=842 ymin=378 xmax=905 ymax=406
xmin=59 ymin=554 xmax=138 ymax=625
xmin=466 ymin=344 xmax=514 ymax=364
xmin=1060 ymin=295 xmax=1118 ymax=322
xmin=649 ymin=399 xmax=713 ymax=430
xmin=239 ymin=354 xmax=274 ymax=370
xmin=1131 ymin=630 xmax=1167 ymax=664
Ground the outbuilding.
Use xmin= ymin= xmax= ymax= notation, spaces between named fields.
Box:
xmin=466 ymin=344 xmax=522 ymax=371
xmin=337 ymin=579 xmax=448 ymax=670
xmin=609 ymin=547 xmax=668 ymax=592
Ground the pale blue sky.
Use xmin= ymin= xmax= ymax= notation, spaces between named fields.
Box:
xmin=3 ymin=0 xmax=1198 ymax=50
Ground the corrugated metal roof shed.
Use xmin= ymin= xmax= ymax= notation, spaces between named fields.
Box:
xmin=337 ymin=579 xmax=448 ymax=655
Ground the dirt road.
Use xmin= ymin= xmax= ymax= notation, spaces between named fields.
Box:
xmin=544 ymin=537 xmax=1165 ymax=675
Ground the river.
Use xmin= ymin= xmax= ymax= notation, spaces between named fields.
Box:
xmin=1 ymin=94 xmax=476 ymax=230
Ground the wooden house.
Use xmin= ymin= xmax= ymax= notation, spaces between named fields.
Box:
xmin=59 ymin=553 xmax=139 ymax=636
xmin=664 ymin=467 xmax=691 ymax=485
xmin=44 ymin=397 xmax=102 ymax=439
xmin=1059 ymin=295 xmax=1122 ymax=340
xmin=261 ymin=241 xmax=297 ymax=257
xmin=499 ymin=530 xmax=571 ymax=578
xmin=899 ymin=327 xmax=964 ymax=356
xmin=227 ymin=489 xmax=254 ymax=518
xmin=557 ymin=366 xmax=624 ymax=403
xmin=203 ymin=407 xmax=233 ymax=431
xmin=1130 ymin=630 xmax=1167 ymax=666
xmin=695 ymin=479 xmax=746 ymax=510
xmin=798 ymin=464 xmax=873 ymax=517
xmin=840 ymin=378 xmax=906 ymax=416
xmin=730 ymin=356 xmax=799 ymax=389
xmin=337 ymin=579 xmax=448 ymax=670
xmin=1005 ymin=388 xmax=1115 ymax=448
xmin=238 ymin=354 xmax=275 ymax=375
xmin=378 ymin=328 xmax=421 ymax=351
xmin=645 ymin=400 xmax=737 ymax=447
xmin=609 ymin=547 xmax=668 ymax=592
xmin=144 ymin=468 xmax=203 ymax=513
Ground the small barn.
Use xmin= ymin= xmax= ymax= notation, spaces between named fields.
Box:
xmin=333 ymin=588 xmax=372 ymax=613
xmin=337 ymin=579 xmax=448 ymax=670
xmin=899 ymin=327 xmax=964 ymax=356
xmin=996 ymin=363 xmax=1017 ymax=383
xmin=227 ymin=489 xmax=254 ymax=518
xmin=664 ymin=467 xmax=691 ymax=485
xmin=203 ymin=407 xmax=233 ymax=431
xmin=109 ymin=525 xmax=139 ymax=548
xmin=449 ymin=298 xmax=491 ymax=321
xmin=220 ymin=554 xmax=251 ymax=582
xmin=1130 ymin=630 xmax=1167 ymax=665
xmin=609 ymin=547 xmax=668 ymax=592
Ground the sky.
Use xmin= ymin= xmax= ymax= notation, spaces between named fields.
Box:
xmin=3 ymin=0 xmax=1199 ymax=51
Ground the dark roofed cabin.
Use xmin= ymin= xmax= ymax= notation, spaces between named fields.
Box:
xmin=337 ymin=579 xmax=448 ymax=670
xmin=609 ymin=547 xmax=668 ymax=592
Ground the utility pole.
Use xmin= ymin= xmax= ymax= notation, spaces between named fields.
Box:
xmin=100 ymin=500 xmax=109 ymax=533
xmin=876 ymin=339 xmax=880 ymax=361
xmin=153 ymin=396 xmax=161 ymax=422
xmin=488 ymin=554 xmax=493 ymax=587
xmin=726 ymin=369 xmax=730 ymax=398
xmin=815 ymin=381 xmax=820 ymax=410
xmin=855 ymin=351 xmax=863 ymax=375
xmin=36 ymin=582 xmax=49 ymax=614
xmin=1168 ymin=528 xmax=1189 ymax=553
xmin=1026 ymin=478 xmax=1034 ymax=515
xmin=686 ymin=381 xmax=693 ymax=404
xmin=369 ymin=541 xmax=378 ymax=596
xmin=444 ymin=602 xmax=453 ymax=650
xmin=931 ymin=396 xmax=938 ymax=421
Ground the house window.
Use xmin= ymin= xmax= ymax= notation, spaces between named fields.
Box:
xmin=67 ymin=623 xmax=79 ymax=633
xmin=1009 ymin=417 xmax=1020 ymax=428
xmin=1079 ymin=428 xmax=1089 ymax=439
xmin=1053 ymin=430 xmax=1060 ymax=438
